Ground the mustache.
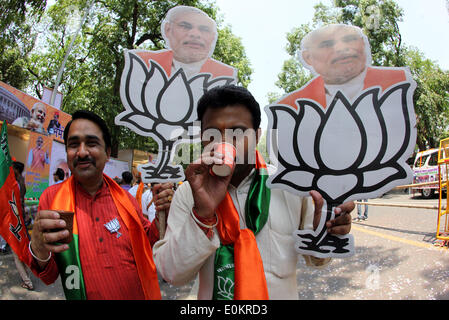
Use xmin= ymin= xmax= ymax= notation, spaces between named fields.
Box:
xmin=331 ymin=54 xmax=359 ymax=64
xmin=73 ymin=156 xmax=96 ymax=167
xmin=183 ymin=40 xmax=205 ymax=48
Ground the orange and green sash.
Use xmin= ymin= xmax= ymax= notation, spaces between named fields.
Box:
xmin=51 ymin=175 xmax=161 ymax=300
xmin=213 ymin=151 xmax=270 ymax=300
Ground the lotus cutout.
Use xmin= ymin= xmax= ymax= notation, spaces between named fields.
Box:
xmin=265 ymin=82 xmax=416 ymax=257
xmin=116 ymin=50 xmax=234 ymax=182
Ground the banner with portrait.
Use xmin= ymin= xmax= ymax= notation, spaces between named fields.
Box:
xmin=25 ymin=132 xmax=52 ymax=198
xmin=0 ymin=81 xmax=71 ymax=143
xmin=48 ymin=140 xmax=70 ymax=186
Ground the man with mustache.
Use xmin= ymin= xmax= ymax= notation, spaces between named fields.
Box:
xmin=12 ymin=102 xmax=47 ymax=134
xmin=27 ymin=110 xmax=174 ymax=300
xmin=135 ymin=5 xmax=237 ymax=79
xmin=278 ymin=24 xmax=406 ymax=109
xmin=27 ymin=135 xmax=49 ymax=171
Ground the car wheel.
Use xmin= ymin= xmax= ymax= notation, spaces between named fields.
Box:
xmin=422 ymin=188 xmax=434 ymax=199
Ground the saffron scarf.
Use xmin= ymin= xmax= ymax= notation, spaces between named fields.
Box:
xmin=136 ymin=182 xmax=145 ymax=210
xmin=213 ymin=151 xmax=270 ymax=300
xmin=51 ymin=174 xmax=161 ymax=300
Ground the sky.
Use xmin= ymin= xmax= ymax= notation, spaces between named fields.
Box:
xmin=214 ymin=0 xmax=449 ymax=130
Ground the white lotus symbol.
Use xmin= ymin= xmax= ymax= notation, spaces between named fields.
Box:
xmin=116 ymin=50 xmax=234 ymax=181
xmin=266 ymin=83 xmax=416 ymax=257
xmin=267 ymin=83 xmax=416 ymax=204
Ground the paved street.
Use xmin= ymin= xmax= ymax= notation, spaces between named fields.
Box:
xmin=296 ymin=190 xmax=449 ymax=300
xmin=1 ymin=190 xmax=448 ymax=300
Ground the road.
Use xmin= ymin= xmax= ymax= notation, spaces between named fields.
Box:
xmin=296 ymin=190 xmax=449 ymax=300
xmin=1 ymin=190 xmax=448 ymax=300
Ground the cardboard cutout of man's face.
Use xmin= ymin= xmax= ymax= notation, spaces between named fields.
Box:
xmin=162 ymin=7 xmax=217 ymax=64
xmin=301 ymin=24 xmax=370 ymax=85
xmin=116 ymin=6 xmax=236 ymax=183
xmin=265 ymin=24 xmax=417 ymax=259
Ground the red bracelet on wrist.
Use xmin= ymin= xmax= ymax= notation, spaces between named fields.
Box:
xmin=191 ymin=208 xmax=217 ymax=239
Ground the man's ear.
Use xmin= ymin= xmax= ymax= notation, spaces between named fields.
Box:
xmin=164 ymin=22 xmax=172 ymax=37
xmin=106 ymin=147 xmax=111 ymax=160
xmin=302 ymin=50 xmax=312 ymax=66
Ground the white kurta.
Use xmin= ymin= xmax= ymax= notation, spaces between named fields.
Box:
xmin=153 ymin=168 xmax=331 ymax=300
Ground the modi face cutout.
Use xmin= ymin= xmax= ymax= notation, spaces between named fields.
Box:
xmin=162 ymin=6 xmax=217 ymax=64
xmin=265 ymin=23 xmax=417 ymax=259
xmin=301 ymin=24 xmax=369 ymax=85
xmin=116 ymin=5 xmax=236 ymax=183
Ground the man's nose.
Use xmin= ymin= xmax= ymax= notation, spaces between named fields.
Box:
xmin=334 ymin=39 xmax=349 ymax=52
xmin=77 ymin=143 xmax=89 ymax=157
xmin=187 ymin=26 xmax=201 ymax=38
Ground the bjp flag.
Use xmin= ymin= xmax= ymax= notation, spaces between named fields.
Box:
xmin=0 ymin=121 xmax=30 ymax=265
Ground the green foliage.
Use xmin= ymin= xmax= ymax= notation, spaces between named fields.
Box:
xmin=213 ymin=26 xmax=252 ymax=87
xmin=0 ymin=0 xmax=46 ymax=89
xmin=404 ymin=48 xmax=449 ymax=149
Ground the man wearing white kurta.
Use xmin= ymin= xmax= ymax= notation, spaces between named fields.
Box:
xmin=153 ymin=85 xmax=353 ymax=300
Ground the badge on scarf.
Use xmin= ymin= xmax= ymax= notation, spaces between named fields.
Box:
xmin=104 ymin=218 xmax=122 ymax=238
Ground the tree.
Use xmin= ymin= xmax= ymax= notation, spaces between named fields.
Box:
xmin=0 ymin=0 xmax=47 ymax=89
xmin=22 ymin=0 xmax=252 ymax=157
xmin=273 ymin=0 xmax=449 ymax=150
xmin=404 ymin=48 xmax=449 ymax=149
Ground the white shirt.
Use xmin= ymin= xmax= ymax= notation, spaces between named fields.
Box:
xmin=129 ymin=185 xmax=156 ymax=222
xmin=141 ymin=189 xmax=156 ymax=222
xmin=153 ymin=167 xmax=331 ymax=300
xmin=128 ymin=184 xmax=139 ymax=197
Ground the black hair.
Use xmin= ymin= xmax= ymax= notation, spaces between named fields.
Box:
xmin=55 ymin=168 xmax=65 ymax=180
xmin=121 ymin=171 xmax=133 ymax=184
xmin=64 ymin=110 xmax=111 ymax=150
xmin=196 ymin=85 xmax=261 ymax=129
xmin=12 ymin=161 xmax=24 ymax=174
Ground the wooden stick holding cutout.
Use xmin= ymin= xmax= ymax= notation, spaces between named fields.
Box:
xmin=158 ymin=209 xmax=166 ymax=239
xmin=153 ymin=183 xmax=173 ymax=240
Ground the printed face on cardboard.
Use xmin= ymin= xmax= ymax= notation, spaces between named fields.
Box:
xmin=300 ymin=24 xmax=371 ymax=85
xmin=267 ymin=23 xmax=417 ymax=203
xmin=116 ymin=6 xmax=236 ymax=183
xmin=162 ymin=6 xmax=218 ymax=64
xmin=265 ymin=24 xmax=417 ymax=258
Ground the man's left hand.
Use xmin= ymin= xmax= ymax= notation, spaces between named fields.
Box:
xmin=310 ymin=190 xmax=354 ymax=235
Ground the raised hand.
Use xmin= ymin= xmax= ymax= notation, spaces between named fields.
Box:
xmin=184 ymin=149 xmax=234 ymax=219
